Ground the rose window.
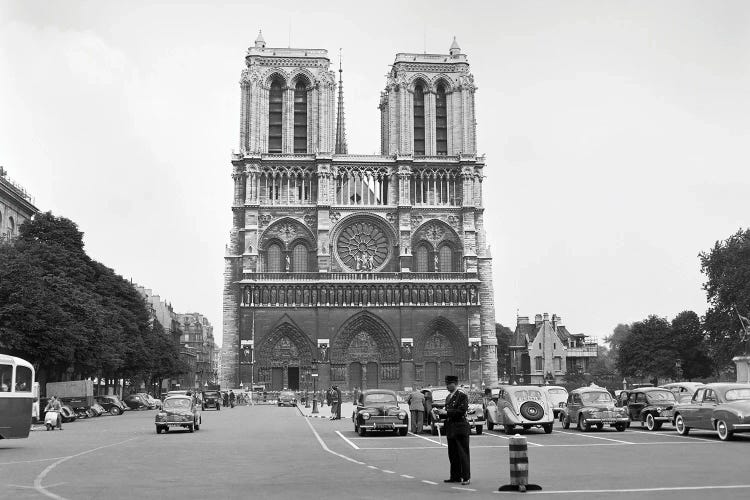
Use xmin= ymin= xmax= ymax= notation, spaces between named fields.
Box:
xmin=335 ymin=219 xmax=390 ymax=271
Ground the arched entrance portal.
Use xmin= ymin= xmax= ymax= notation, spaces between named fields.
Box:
xmin=416 ymin=317 xmax=466 ymax=385
xmin=331 ymin=312 xmax=400 ymax=390
xmin=257 ymin=322 xmax=314 ymax=391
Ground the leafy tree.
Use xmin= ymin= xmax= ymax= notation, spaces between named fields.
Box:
xmin=671 ymin=310 xmax=711 ymax=380
xmin=604 ymin=323 xmax=631 ymax=370
xmin=700 ymin=228 xmax=750 ymax=372
xmin=617 ymin=315 xmax=678 ymax=385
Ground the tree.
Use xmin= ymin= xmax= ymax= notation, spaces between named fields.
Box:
xmin=604 ymin=323 xmax=631 ymax=371
xmin=617 ymin=315 xmax=678 ymax=385
xmin=671 ymin=310 xmax=711 ymax=380
xmin=495 ymin=323 xmax=513 ymax=380
xmin=700 ymin=228 xmax=750 ymax=373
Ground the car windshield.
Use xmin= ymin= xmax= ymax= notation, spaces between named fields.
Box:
xmin=204 ymin=392 xmax=219 ymax=398
xmin=725 ymin=388 xmax=750 ymax=401
xmin=547 ymin=388 xmax=567 ymax=395
xmin=280 ymin=391 xmax=295 ymax=397
xmin=164 ymin=399 xmax=191 ymax=409
xmin=430 ymin=389 xmax=450 ymax=400
xmin=581 ymin=391 xmax=613 ymax=404
xmin=513 ymin=390 xmax=543 ymax=401
xmin=364 ymin=393 xmax=397 ymax=404
xmin=646 ymin=390 xmax=676 ymax=402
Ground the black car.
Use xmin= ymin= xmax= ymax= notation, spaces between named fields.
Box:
xmin=95 ymin=395 xmax=126 ymax=415
xmin=616 ymin=387 xmax=677 ymax=430
xmin=123 ymin=393 xmax=150 ymax=410
xmin=352 ymin=389 xmax=408 ymax=436
xmin=201 ymin=391 xmax=221 ymax=411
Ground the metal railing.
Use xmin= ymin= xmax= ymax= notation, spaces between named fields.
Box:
xmin=241 ymin=271 xmax=478 ymax=282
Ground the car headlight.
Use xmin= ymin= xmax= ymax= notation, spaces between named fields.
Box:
xmin=361 ymin=412 xmax=370 ymax=420
xmin=398 ymin=411 xmax=407 ymax=420
xmin=655 ymin=407 xmax=663 ymax=413
xmin=156 ymin=412 xmax=166 ymax=421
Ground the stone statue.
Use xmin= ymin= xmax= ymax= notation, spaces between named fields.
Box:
xmin=285 ymin=254 xmax=291 ymax=272
xmin=434 ymin=253 xmax=439 ymax=272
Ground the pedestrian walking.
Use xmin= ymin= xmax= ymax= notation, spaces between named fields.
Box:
xmin=422 ymin=389 xmax=433 ymax=429
xmin=229 ymin=390 xmax=236 ymax=408
xmin=335 ymin=385 xmax=342 ymax=419
xmin=407 ymin=387 xmax=426 ymax=434
xmin=353 ymin=386 xmax=361 ymax=405
xmin=325 ymin=386 xmax=332 ymax=408
xmin=434 ymin=375 xmax=470 ymax=485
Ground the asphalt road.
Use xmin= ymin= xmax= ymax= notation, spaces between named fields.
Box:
xmin=2 ymin=404 xmax=750 ymax=499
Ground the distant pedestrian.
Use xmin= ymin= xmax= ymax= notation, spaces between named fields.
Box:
xmin=223 ymin=391 xmax=229 ymax=407
xmin=229 ymin=390 xmax=236 ymax=408
xmin=353 ymin=386 xmax=361 ymax=405
xmin=44 ymin=396 xmax=63 ymax=430
xmin=325 ymin=386 xmax=332 ymax=407
xmin=422 ymin=389 xmax=433 ymax=427
xmin=435 ymin=375 xmax=470 ymax=485
xmin=407 ymin=387 xmax=426 ymax=433
xmin=335 ymin=385 xmax=342 ymax=419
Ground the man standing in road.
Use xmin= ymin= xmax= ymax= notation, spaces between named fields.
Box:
xmin=407 ymin=387 xmax=425 ymax=433
xmin=434 ymin=375 xmax=470 ymax=485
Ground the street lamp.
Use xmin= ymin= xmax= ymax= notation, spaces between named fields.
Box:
xmin=311 ymin=360 xmax=319 ymax=414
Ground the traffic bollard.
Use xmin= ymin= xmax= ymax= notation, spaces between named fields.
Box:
xmin=498 ymin=434 xmax=542 ymax=492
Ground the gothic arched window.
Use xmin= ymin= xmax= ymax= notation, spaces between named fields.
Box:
xmin=292 ymin=243 xmax=307 ymax=272
xmin=7 ymin=216 xmax=14 ymax=237
xmin=266 ymin=243 xmax=282 ymax=272
xmin=268 ymin=80 xmax=283 ymax=153
xmin=415 ymin=244 xmax=429 ymax=273
xmin=413 ymin=84 xmax=425 ymax=155
xmin=293 ymin=81 xmax=307 ymax=153
xmin=439 ymin=245 xmax=453 ymax=272
xmin=436 ymin=84 xmax=447 ymax=155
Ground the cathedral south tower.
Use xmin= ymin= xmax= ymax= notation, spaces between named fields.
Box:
xmin=222 ymin=34 xmax=498 ymax=391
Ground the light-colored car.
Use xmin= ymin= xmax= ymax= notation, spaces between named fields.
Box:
xmin=277 ymin=390 xmax=298 ymax=407
xmin=485 ymin=385 xmax=555 ymax=434
xmin=424 ymin=387 xmax=485 ymax=435
xmin=544 ymin=385 xmax=569 ymax=419
xmin=145 ymin=394 xmax=162 ymax=410
xmin=673 ymin=383 xmax=750 ymax=441
xmin=660 ymin=382 xmax=705 ymax=403
xmin=155 ymin=395 xmax=202 ymax=434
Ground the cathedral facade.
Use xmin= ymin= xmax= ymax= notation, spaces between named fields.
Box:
xmin=221 ymin=33 xmax=498 ymax=392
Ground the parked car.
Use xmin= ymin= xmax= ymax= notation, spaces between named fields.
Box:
xmin=424 ymin=387 xmax=484 ymax=435
xmin=59 ymin=404 xmax=77 ymax=423
xmin=660 ymin=382 xmax=705 ymax=403
xmin=201 ymin=390 xmax=222 ymax=411
xmin=278 ymin=390 xmax=298 ymax=407
xmin=123 ymin=393 xmax=150 ymax=410
xmin=155 ymin=395 xmax=202 ymax=434
xmin=95 ymin=395 xmax=126 ymax=415
xmin=673 ymin=383 xmax=750 ymax=441
xmin=352 ymin=389 xmax=408 ymax=436
xmin=616 ymin=387 xmax=677 ymax=430
xmin=544 ymin=385 xmax=569 ymax=419
xmin=485 ymin=385 xmax=555 ymax=434
xmin=561 ymin=386 xmax=629 ymax=431
xmin=145 ymin=394 xmax=162 ymax=410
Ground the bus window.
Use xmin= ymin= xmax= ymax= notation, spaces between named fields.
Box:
xmin=0 ymin=364 xmax=11 ymax=392
xmin=16 ymin=366 xmax=32 ymax=392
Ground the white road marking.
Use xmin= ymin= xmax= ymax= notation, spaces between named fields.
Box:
xmin=368 ymin=465 xmax=378 ymax=469
xmin=504 ymin=484 xmax=750 ymax=495
xmin=0 ymin=457 xmax=67 ymax=466
xmin=383 ymin=470 xmax=395 ymax=474
xmin=34 ymin=438 xmax=137 ymax=500
xmin=335 ymin=430 xmax=360 ymax=450
xmin=422 ymin=480 xmax=437 ymax=485
xmin=410 ymin=432 xmax=445 ymax=446
xmin=453 ymin=486 xmax=476 ymax=492
xmin=302 ymin=414 xmax=366 ymax=465
xmin=483 ymin=431 xmax=544 ymax=446
xmin=554 ymin=429 xmax=633 ymax=444
xmin=401 ymin=475 xmax=415 ymax=479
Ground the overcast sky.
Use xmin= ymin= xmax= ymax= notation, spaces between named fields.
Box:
xmin=2 ymin=0 xmax=749 ymax=346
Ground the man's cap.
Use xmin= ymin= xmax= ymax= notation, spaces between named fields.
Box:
xmin=445 ymin=375 xmax=459 ymax=384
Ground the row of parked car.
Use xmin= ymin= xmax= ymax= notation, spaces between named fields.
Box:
xmin=482 ymin=381 xmax=750 ymax=441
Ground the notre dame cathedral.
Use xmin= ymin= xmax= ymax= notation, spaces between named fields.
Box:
xmin=221 ymin=32 xmax=498 ymax=392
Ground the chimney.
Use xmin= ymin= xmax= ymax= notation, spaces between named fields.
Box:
xmin=543 ymin=312 xmax=549 ymax=322
xmin=517 ymin=316 xmax=530 ymax=325
xmin=534 ymin=314 xmax=543 ymax=325
xmin=552 ymin=314 xmax=563 ymax=327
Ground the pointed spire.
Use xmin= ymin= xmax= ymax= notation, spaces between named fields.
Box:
xmin=255 ymin=30 xmax=266 ymax=48
xmin=449 ymin=36 xmax=461 ymax=56
xmin=335 ymin=48 xmax=348 ymax=155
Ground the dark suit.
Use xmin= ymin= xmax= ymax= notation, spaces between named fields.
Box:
xmin=443 ymin=389 xmax=470 ymax=481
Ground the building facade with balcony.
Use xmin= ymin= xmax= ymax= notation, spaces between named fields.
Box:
xmin=0 ymin=166 xmax=38 ymax=242
xmin=178 ymin=313 xmax=216 ymax=389
xmin=221 ymin=34 xmax=499 ymax=391
xmin=509 ymin=313 xmax=598 ymax=385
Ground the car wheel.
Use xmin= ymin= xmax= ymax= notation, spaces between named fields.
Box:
xmin=646 ymin=413 xmax=658 ymax=431
xmin=578 ymin=415 xmax=590 ymax=432
xmin=487 ymin=419 xmax=494 ymax=431
xmin=717 ymin=420 xmax=733 ymax=441
xmin=358 ymin=426 xmax=367 ymax=437
xmin=519 ymin=401 xmax=545 ymax=421
xmin=595 ymin=423 xmax=603 ymax=431
xmin=614 ymin=423 xmax=626 ymax=432
xmin=562 ymin=414 xmax=571 ymax=429
xmin=46 ymin=424 xmax=52 ymax=431
xmin=475 ymin=425 xmax=483 ymax=435
xmin=674 ymin=414 xmax=690 ymax=436
xmin=399 ymin=427 xmax=408 ymax=436
xmin=504 ymin=425 xmax=515 ymax=435
xmin=542 ymin=423 xmax=553 ymax=434
xmin=188 ymin=423 xmax=194 ymax=433
xmin=110 ymin=406 xmax=121 ymax=416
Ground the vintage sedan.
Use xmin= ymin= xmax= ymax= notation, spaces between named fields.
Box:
xmin=544 ymin=386 xmax=569 ymax=419
xmin=673 ymin=383 xmax=750 ymax=441
xmin=352 ymin=389 xmax=408 ymax=436
xmin=277 ymin=390 xmax=298 ymax=407
xmin=425 ymin=387 xmax=484 ymax=435
xmin=486 ymin=385 xmax=555 ymax=434
xmin=201 ymin=390 xmax=222 ymax=411
xmin=123 ymin=393 xmax=150 ymax=410
xmin=616 ymin=387 xmax=677 ymax=430
xmin=561 ymin=386 xmax=629 ymax=431
xmin=155 ymin=395 xmax=202 ymax=433
xmin=94 ymin=395 xmax=126 ymax=416
xmin=660 ymin=382 xmax=704 ymax=403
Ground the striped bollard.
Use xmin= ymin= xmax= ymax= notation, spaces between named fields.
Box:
xmin=498 ymin=434 xmax=542 ymax=492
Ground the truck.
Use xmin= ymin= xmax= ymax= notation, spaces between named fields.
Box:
xmin=46 ymin=380 xmax=95 ymax=409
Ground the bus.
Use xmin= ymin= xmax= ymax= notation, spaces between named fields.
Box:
xmin=0 ymin=354 xmax=35 ymax=439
